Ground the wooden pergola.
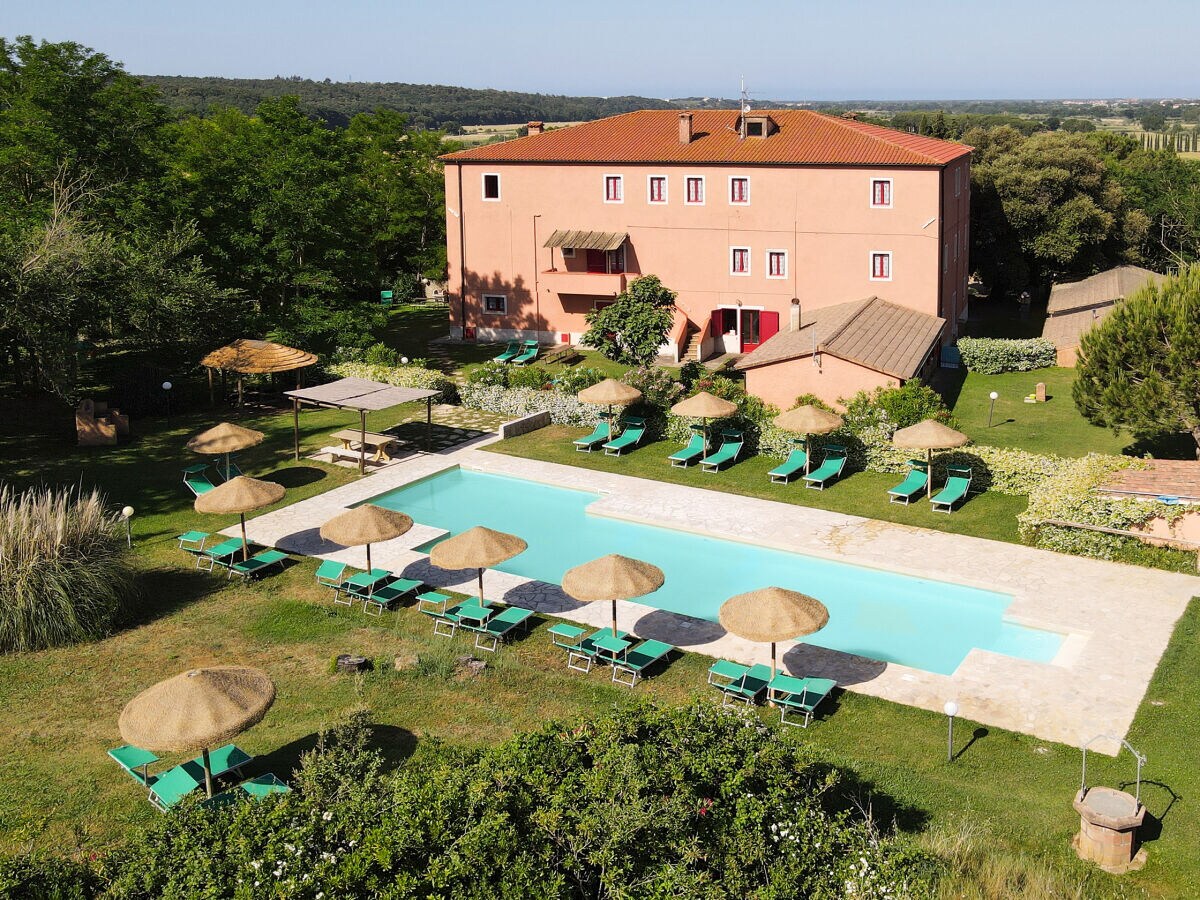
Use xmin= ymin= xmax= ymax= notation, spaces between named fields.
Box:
xmin=201 ymin=339 xmax=319 ymax=407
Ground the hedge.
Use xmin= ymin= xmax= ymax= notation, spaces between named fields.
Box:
xmin=325 ymin=361 xmax=458 ymax=402
xmin=458 ymin=382 xmax=597 ymax=427
xmin=956 ymin=337 xmax=1057 ymax=374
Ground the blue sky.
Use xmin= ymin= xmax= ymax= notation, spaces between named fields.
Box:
xmin=8 ymin=0 xmax=1197 ymax=100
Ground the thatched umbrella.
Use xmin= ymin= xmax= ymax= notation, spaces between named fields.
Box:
xmin=719 ymin=587 xmax=829 ymax=673
xmin=774 ymin=405 xmax=844 ymax=474
xmin=320 ymin=504 xmax=413 ymax=572
xmin=119 ymin=666 xmax=276 ymax=797
xmin=194 ymin=476 xmax=285 ymax=562
xmin=201 ymin=339 xmax=318 ymax=407
xmin=562 ymin=554 xmax=665 ymax=637
xmin=891 ymin=420 xmax=970 ymax=498
xmin=670 ymin=391 xmax=738 ymax=450
xmin=577 ymin=378 xmax=643 ymax=425
xmin=429 ymin=526 xmax=527 ymax=602
xmin=186 ymin=422 xmax=265 ymax=480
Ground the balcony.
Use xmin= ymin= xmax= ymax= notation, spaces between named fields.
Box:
xmin=541 ymin=269 xmax=627 ymax=297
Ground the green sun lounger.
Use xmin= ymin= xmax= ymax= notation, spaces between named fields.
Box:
xmin=888 ymin=460 xmax=929 ymax=504
xmin=700 ymin=430 xmax=744 ymax=473
xmin=573 ymin=420 xmax=612 ymax=452
xmin=431 ymin=599 xmax=492 ymax=638
xmin=196 ymin=537 xmax=245 ymax=571
xmin=108 ymin=744 xmax=160 ymax=785
xmin=214 ymin=457 xmax=243 ymax=481
xmin=803 ymin=445 xmax=848 ymax=490
xmin=611 ymin=639 xmax=674 ymax=686
xmin=333 ymin=569 xmax=391 ymax=606
xmin=183 ymin=464 xmax=217 ymax=497
xmin=566 ymin=628 xmax=630 ymax=673
xmin=716 ymin=663 xmax=778 ymax=706
xmin=603 ymin=417 xmax=646 ymax=456
xmin=227 ymin=548 xmax=289 ymax=580
xmin=176 ymin=531 xmax=210 ymax=553
xmin=148 ymin=764 xmax=204 ymax=812
xmin=512 ymin=340 xmax=540 ymax=365
xmin=707 ymin=659 xmax=750 ymax=687
xmin=768 ymin=447 xmax=808 ymax=484
xmin=240 ymin=773 xmax=291 ymax=798
xmin=931 ymin=466 xmax=973 ymax=513
xmin=768 ymin=674 xmax=837 ymax=727
xmin=464 ymin=604 xmax=534 ymax=652
xmin=360 ymin=577 xmax=423 ymax=616
xmin=668 ymin=432 xmax=707 ymax=467
xmin=494 ymin=340 xmax=521 ymax=363
xmin=315 ymin=559 xmax=348 ymax=590
xmin=548 ymin=622 xmax=587 ymax=649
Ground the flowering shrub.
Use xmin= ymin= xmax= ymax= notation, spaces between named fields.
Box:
xmin=506 ymin=365 xmax=553 ymax=390
xmin=550 ymin=366 xmax=606 ymax=394
xmin=841 ymin=382 xmax=953 ymax=434
xmin=956 ymin=337 xmax=1057 ymax=374
xmin=464 ymin=360 xmax=509 ymax=387
xmin=458 ymin=382 xmax=596 ymax=426
xmin=326 ymin=361 xmax=457 ymax=402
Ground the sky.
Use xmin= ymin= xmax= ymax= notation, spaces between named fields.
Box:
xmin=7 ymin=0 xmax=1198 ymax=100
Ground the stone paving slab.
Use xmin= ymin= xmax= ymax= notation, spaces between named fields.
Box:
xmin=236 ymin=442 xmax=1200 ymax=755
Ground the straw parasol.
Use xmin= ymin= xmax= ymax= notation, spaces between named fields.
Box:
xmin=187 ymin=422 xmax=264 ymax=480
xmin=429 ymin=526 xmax=527 ymax=602
xmin=670 ymin=391 xmax=738 ymax=449
xmin=201 ymin=338 xmax=318 ymax=406
xmin=577 ymin=378 xmax=643 ymax=424
xmin=320 ymin=504 xmax=413 ymax=572
xmin=119 ymin=666 xmax=276 ymax=797
xmin=774 ymin=405 xmax=844 ymax=475
xmin=194 ymin=475 xmax=286 ymax=562
xmin=562 ymin=554 xmax=665 ymax=636
xmin=719 ymin=587 xmax=829 ymax=673
xmin=891 ymin=419 xmax=970 ymax=498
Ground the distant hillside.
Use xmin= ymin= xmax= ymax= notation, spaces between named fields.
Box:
xmin=137 ymin=75 xmax=691 ymax=130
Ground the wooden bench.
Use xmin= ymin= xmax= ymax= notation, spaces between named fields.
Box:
xmin=329 ymin=429 xmax=401 ymax=463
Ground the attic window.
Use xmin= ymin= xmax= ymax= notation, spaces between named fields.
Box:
xmin=745 ymin=120 xmax=764 ymax=137
xmin=742 ymin=114 xmax=776 ymax=138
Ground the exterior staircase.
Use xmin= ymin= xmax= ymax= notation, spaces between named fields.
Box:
xmin=679 ymin=324 xmax=703 ymax=362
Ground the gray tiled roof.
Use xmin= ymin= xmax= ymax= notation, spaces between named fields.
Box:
xmin=1046 ymin=266 xmax=1164 ymax=316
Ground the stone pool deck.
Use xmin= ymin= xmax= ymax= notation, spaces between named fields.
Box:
xmin=235 ymin=441 xmax=1200 ymax=755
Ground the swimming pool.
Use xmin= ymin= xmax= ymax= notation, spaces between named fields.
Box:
xmin=370 ymin=468 xmax=1062 ymax=675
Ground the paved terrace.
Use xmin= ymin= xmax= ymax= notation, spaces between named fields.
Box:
xmin=235 ymin=441 xmax=1200 ymax=755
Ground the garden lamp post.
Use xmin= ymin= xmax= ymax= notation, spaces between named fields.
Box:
xmin=944 ymin=700 xmax=959 ymax=763
xmin=121 ymin=506 xmax=134 ymax=548
xmin=987 ymin=391 xmax=998 ymax=428
xmin=162 ymin=381 xmax=173 ymax=424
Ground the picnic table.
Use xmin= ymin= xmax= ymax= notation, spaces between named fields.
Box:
xmin=329 ymin=429 xmax=401 ymax=463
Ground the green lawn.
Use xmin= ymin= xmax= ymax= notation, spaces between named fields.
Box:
xmin=0 ymin=392 xmax=1197 ymax=895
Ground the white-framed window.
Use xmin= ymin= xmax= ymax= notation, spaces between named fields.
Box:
xmin=766 ymin=249 xmax=788 ymax=279
xmin=482 ymin=294 xmax=507 ymax=315
xmin=561 ymin=247 xmax=575 ymax=258
xmin=482 ymin=173 xmax=501 ymax=201
xmin=954 ymin=167 xmax=962 ymax=197
xmin=870 ymin=251 xmax=892 ymax=281
xmin=685 ymin=176 xmax=705 ymax=205
xmin=647 ymin=174 xmax=668 ymax=204
xmin=730 ymin=246 xmax=751 ymax=276
xmin=604 ymin=174 xmax=623 ymax=203
xmin=729 ymin=176 xmax=750 ymax=204
xmin=870 ymin=177 xmax=893 ymax=208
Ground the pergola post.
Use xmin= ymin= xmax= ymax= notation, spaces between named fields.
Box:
xmin=359 ymin=408 xmax=367 ymax=476
xmin=207 ymin=368 xmax=214 ymax=406
xmin=238 ymin=376 xmax=244 ymax=408
xmin=426 ymin=397 xmax=433 ymax=452
xmin=292 ymin=398 xmax=300 ymax=461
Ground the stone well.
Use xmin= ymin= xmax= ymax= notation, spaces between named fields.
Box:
xmin=1073 ymin=786 xmax=1146 ymax=873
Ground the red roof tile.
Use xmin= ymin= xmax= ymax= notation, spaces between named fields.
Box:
xmin=442 ymin=109 xmax=971 ymax=167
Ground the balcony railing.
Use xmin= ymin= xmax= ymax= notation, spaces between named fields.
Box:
xmin=542 ymin=269 xmax=627 ymax=297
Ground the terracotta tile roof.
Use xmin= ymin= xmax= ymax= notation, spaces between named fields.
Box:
xmin=1098 ymin=460 xmax=1200 ymax=503
xmin=735 ymin=297 xmax=945 ymax=379
xmin=442 ymin=109 xmax=971 ymax=167
xmin=1041 ymin=305 xmax=1114 ymax=350
xmin=1046 ymin=266 xmax=1165 ymax=316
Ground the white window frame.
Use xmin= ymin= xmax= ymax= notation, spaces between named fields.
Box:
xmin=728 ymin=175 xmax=750 ymax=205
xmin=869 ymin=250 xmax=893 ymax=282
xmin=603 ymin=173 xmax=624 ymax=204
xmin=870 ymin=177 xmax=893 ymax=208
xmin=481 ymin=172 xmax=501 ymax=202
xmin=481 ymin=293 xmax=507 ymax=315
xmin=561 ymin=247 xmax=575 ymax=258
xmin=765 ymin=249 xmax=788 ymax=280
xmin=685 ymin=175 xmax=706 ymax=206
xmin=647 ymin=174 xmax=668 ymax=204
xmin=730 ymin=246 xmax=751 ymax=277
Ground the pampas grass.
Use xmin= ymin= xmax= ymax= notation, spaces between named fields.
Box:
xmin=0 ymin=484 xmax=136 ymax=652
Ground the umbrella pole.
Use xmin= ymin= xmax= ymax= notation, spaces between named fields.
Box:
xmin=612 ymin=598 xmax=618 ymax=637
xmin=803 ymin=433 xmax=810 ymax=475
xmin=240 ymin=513 xmax=249 ymax=563
xmin=207 ymin=367 xmax=214 ymax=406
xmin=477 ymin=567 xmax=485 ymax=604
xmin=927 ymin=448 xmax=934 ymax=499
xmin=293 ymin=398 xmax=300 ymax=461
xmin=366 ymin=543 xmax=372 ymax=573
xmin=238 ymin=376 xmax=244 ymax=408
xmin=202 ymin=747 xmax=214 ymax=797
xmin=426 ymin=397 xmax=432 ymax=452
xmin=771 ymin=641 xmax=777 ymax=674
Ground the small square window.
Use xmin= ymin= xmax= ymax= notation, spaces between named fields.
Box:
xmin=746 ymin=120 xmax=764 ymax=137
xmin=482 ymin=294 xmax=507 ymax=315
xmin=870 ymin=252 xmax=892 ymax=281
xmin=482 ymin=173 xmax=500 ymax=201
xmin=561 ymin=247 xmax=575 ymax=258
xmin=729 ymin=176 xmax=750 ymax=204
xmin=766 ymin=250 xmax=787 ymax=279
xmin=730 ymin=246 xmax=750 ymax=276
xmin=685 ymin=176 xmax=705 ymax=205
xmin=604 ymin=174 xmax=623 ymax=203
xmin=648 ymin=175 xmax=667 ymax=204
xmin=871 ymin=178 xmax=892 ymax=208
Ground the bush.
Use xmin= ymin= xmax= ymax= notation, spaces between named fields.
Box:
xmin=620 ymin=366 xmax=684 ymax=409
xmin=550 ymin=366 xmax=605 ymax=394
xmin=325 ymin=361 xmax=457 ymax=403
xmin=458 ymin=382 xmax=596 ymax=426
xmin=362 ymin=342 xmax=400 ymax=367
xmin=679 ymin=359 xmax=705 ymax=387
xmin=841 ymin=381 xmax=953 ymax=435
xmin=465 ymin=360 xmax=510 ymax=387
xmin=0 ymin=485 xmax=137 ymax=653
xmin=957 ymin=337 xmax=1057 ymax=374
xmin=506 ymin=365 xmax=553 ymax=390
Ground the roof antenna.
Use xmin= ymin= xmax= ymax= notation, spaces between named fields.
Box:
xmin=739 ymin=75 xmax=751 ymax=140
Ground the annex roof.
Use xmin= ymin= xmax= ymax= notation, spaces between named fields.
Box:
xmin=543 ymin=229 xmax=628 ymax=251
xmin=1046 ymin=266 xmax=1165 ymax=316
xmin=285 ymin=377 xmax=441 ymax=411
xmin=442 ymin=109 xmax=971 ymax=167
xmin=1042 ymin=305 xmax=1114 ymax=351
xmin=735 ymin=297 xmax=945 ymax=379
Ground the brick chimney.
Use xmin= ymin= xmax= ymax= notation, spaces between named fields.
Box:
xmin=527 ymin=121 xmax=544 ymax=135
xmin=789 ymin=298 xmax=802 ymax=332
xmin=678 ymin=112 xmax=693 ymax=144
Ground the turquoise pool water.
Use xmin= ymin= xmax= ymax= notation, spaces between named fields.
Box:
xmin=371 ymin=468 xmax=1062 ymax=675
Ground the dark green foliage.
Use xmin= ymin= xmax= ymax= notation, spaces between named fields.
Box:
xmin=0 ymin=851 xmax=97 ymax=899
xmin=842 ymin=381 xmax=953 ymax=434
xmin=678 ymin=359 xmax=705 ymax=387
xmin=1074 ymin=267 xmax=1200 ymax=456
xmin=581 ymin=275 xmax=677 ymax=367
xmin=790 ymin=393 xmax=835 ymax=412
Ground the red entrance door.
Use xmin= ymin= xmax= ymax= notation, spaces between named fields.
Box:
xmin=739 ymin=310 xmax=779 ymax=352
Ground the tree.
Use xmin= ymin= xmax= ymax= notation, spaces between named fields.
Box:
xmin=1073 ymin=268 xmax=1200 ymax=457
xmin=581 ymin=275 xmax=676 ymax=366
xmin=1140 ymin=109 xmax=1167 ymax=132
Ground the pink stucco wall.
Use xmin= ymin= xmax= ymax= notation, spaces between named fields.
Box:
xmin=444 ymin=158 xmax=967 ymax=349
xmin=742 ymin=353 xmax=899 ymax=410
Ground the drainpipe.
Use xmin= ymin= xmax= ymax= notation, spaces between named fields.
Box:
xmin=457 ymin=164 xmax=467 ymax=336
xmin=533 ymin=214 xmax=542 ymax=341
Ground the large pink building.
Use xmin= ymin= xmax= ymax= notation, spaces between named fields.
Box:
xmin=442 ymin=109 xmax=971 ymax=408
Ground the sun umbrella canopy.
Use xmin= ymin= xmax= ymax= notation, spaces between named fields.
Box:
xmin=891 ymin=419 xmax=970 ymax=450
xmin=320 ymin=505 xmax=413 ymax=548
xmin=186 ymin=422 xmax=265 ymax=455
xmin=577 ymin=379 xmax=643 ymax=407
xmin=670 ymin=391 xmax=738 ymax=419
xmin=118 ymin=666 xmax=276 ymax=752
xmin=775 ymin=405 xmax=843 ymax=435
xmin=430 ymin=526 xmax=527 ymax=571
xmin=194 ymin=475 xmax=285 ymax=515
xmin=719 ymin=587 xmax=829 ymax=643
xmin=562 ymin=554 xmax=665 ymax=602
xmin=201 ymin=339 xmax=317 ymax=375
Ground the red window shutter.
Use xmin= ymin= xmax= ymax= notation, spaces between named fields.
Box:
xmin=759 ymin=311 xmax=780 ymax=343
xmin=769 ymin=252 xmax=783 ymax=276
